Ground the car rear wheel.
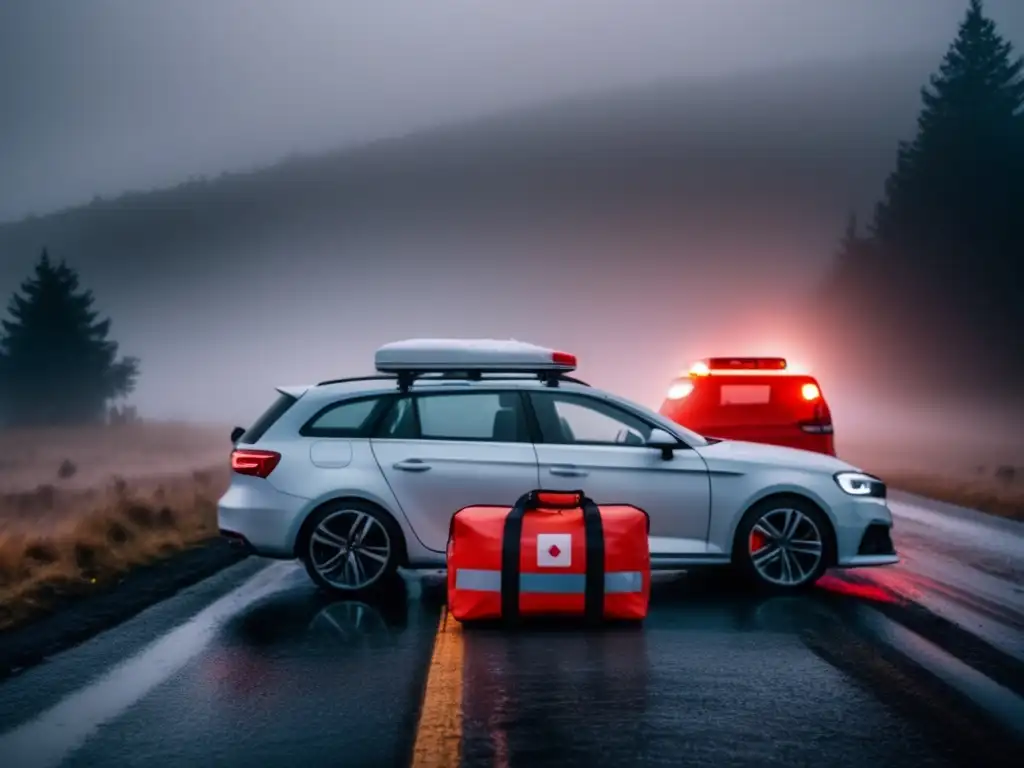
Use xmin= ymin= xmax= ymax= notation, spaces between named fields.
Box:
xmin=300 ymin=502 xmax=401 ymax=595
xmin=733 ymin=497 xmax=833 ymax=591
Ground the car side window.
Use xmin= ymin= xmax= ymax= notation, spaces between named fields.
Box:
xmin=529 ymin=392 xmax=654 ymax=446
xmin=376 ymin=396 xmax=417 ymax=439
xmin=376 ymin=391 xmax=530 ymax=443
xmin=301 ymin=396 xmax=386 ymax=437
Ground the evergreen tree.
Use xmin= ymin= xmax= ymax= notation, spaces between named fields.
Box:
xmin=0 ymin=250 xmax=140 ymax=427
xmin=820 ymin=213 xmax=871 ymax=298
xmin=811 ymin=212 xmax=893 ymax=383
xmin=828 ymin=0 xmax=1024 ymax=389
xmin=835 ymin=213 xmax=870 ymax=269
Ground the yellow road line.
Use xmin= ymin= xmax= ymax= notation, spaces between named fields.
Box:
xmin=411 ymin=607 xmax=465 ymax=768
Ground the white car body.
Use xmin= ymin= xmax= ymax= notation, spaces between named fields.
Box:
xmin=218 ymin=340 xmax=898 ymax=593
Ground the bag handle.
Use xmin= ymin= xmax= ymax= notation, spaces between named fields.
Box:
xmin=526 ymin=490 xmax=583 ymax=510
xmin=500 ymin=489 xmax=605 ymax=623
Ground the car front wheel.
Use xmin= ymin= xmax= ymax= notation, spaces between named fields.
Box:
xmin=734 ymin=498 xmax=833 ymax=591
xmin=300 ymin=502 xmax=401 ymax=595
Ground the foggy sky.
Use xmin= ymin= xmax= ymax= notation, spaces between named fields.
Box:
xmin=3 ymin=0 xmax=1024 ymax=223
xmin=1 ymin=1 xmax=1023 ymax=443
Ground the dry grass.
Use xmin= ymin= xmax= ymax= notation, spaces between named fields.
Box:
xmin=873 ymin=473 xmax=1024 ymax=521
xmin=839 ymin=437 xmax=1024 ymax=522
xmin=0 ymin=422 xmax=229 ymax=630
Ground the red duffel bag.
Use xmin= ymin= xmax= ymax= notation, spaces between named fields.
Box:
xmin=447 ymin=489 xmax=650 ymax=623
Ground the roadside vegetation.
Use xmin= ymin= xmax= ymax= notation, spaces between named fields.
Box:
xmin=880 ymin=472 xmax=1023 ymax=522
xmin=0 ymin=249 xmax=228 ymax=630
xmin=841 ymin=438 xmax=1024 ymax=522
xmin=0 ymin=424 xmax=228 ymax=631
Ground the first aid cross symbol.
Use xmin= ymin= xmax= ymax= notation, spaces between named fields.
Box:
xmin=537 ymin=533 xmax=571 ymax=567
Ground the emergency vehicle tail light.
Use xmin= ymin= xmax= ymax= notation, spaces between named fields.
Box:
xmin=801 ymin=383 xmax=821 ymax=401
xmin=666 ymin=381 xmax=694 ymax=400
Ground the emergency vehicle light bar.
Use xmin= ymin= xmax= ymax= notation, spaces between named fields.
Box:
xmin=375 ymin=338 xmax=578 ymax=389
xmin=689 ymin=357 xmax=787 ymax=376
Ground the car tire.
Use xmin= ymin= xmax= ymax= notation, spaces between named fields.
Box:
xmin=300 ymin=500 xmax=403 ymax=597
xmin=732 ymin=496 xmax=835 ymax=592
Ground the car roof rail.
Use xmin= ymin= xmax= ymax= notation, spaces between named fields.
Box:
xmin=391 ymin=370 xmax=588 ymax=392
xmin=315 ymin=374 xmax=398 ymax=387
xmin=315 ymin=371 xmax=590 ymax=391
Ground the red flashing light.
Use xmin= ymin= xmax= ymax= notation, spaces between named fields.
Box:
xmin=551 ymin=351 xmax=577 ymax=367
xmin=231 ymin=449 xmax=281 ymax=478
xmin=689 ymin=361 xmax=711 ymax=377
xmin=707 ymin=357 xmax=787 ymax=371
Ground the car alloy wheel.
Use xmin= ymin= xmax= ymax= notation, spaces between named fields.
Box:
xmin=308 ymin=508 xmax=393 ymax=591
xmin=747 ymin=507 xmax=825 ymax=588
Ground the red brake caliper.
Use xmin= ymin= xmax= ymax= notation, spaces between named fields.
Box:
xmin=749 ymin=529 xmax=767 ymax=553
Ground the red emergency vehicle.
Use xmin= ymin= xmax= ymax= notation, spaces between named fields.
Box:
xmin=658 ymin=357 xmax=835 ymax=455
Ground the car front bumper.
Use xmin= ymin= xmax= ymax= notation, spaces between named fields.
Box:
xmin=832 ymin=497 xmax=899 ymax=567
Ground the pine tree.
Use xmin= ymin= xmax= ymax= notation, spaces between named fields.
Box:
xmin=836 ymin=213 xmax=868 ymax=267
xmin=811 ymin=212 xmax=894 ymax=378
xmin=867 ymin=0 xmax=1024 ymax=382
xmin=0 ymin=250 xmax=140 ymax=427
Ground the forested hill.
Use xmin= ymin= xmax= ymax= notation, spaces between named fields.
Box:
xmin=0 ymin=52 xmax=933 ymax=281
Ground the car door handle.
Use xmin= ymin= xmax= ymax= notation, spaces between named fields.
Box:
xmin=549 ymin=464 xmax=588 ymax=477
xmin=393 ymin=459 xmax=431 ymax=472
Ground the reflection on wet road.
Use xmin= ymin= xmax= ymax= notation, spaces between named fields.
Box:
xmin=446 ymin=585 xmax=960 ymax=768
xmin=833 ymin=495 xmax=1024 ymax=664
xmin=0 ymin=497 xmax=1022 ymax=768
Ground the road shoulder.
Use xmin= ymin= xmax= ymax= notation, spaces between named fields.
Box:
xmin=0 ymin=539 xmax=246 ymax=679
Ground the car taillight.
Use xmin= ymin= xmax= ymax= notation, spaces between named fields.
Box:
xmin=798 ymin=402 xmax=834 ymax=434
xmin=666 ymin=380 xmax=694 ymax=400
xmin=801 ymin=383 xmax=821 ymax=401
xmin=231 ymin=449 xmax=281 ymax=478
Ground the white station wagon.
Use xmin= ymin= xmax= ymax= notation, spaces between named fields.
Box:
xmin=218 ymin=339 xmax=898 ymax=594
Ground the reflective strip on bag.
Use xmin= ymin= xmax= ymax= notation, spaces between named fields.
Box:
xmin=455 ymin=568 xmax=643 ymax=594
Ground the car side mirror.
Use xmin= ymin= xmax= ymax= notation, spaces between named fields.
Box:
xmin=231 ymin=426 xmax=245 ymax=444
xmin=646 ymin=428 xmax=678 ymax=459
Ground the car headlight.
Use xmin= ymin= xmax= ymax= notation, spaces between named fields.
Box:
xmin=834 ymin=471 xmax=886 ymax=498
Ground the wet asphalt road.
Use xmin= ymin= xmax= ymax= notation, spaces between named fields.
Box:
xmin=0 ymin=496 xmax=1022 ymax=768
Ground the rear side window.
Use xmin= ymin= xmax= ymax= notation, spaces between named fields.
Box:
xmin=419 ymin=394 xmax=507 ymax=440
xmin=376 ymin=396 xmax=417 ymax=439
xmin=375 ymin=391 xmax=530 ymax=443
xmin=239 ymin=393 xmax=298 ymax=444
xmin=301 ymin=396 xmax=390 ymax=437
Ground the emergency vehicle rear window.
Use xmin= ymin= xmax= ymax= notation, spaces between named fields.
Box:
xmin=720 ymin=384 xmax=772 ymax=406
